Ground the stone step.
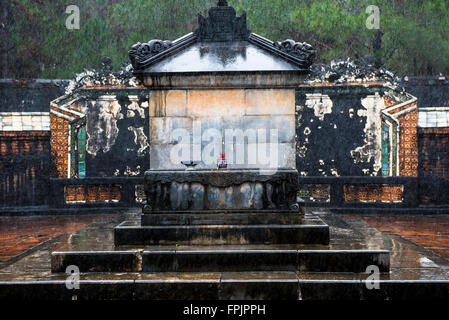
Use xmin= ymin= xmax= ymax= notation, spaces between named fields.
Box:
xmin=51 ymin=249 xmax=389 ymax=273
xmin=114 ymin=222 xmax=330 ymax=246
xmin=2 ymin=278 xmax=449 ymax=300
xmin=141 ymin=211 xmax=304 ymax=226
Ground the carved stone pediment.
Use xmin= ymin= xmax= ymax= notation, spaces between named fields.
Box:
xmin=129 ymin=1 xmax=316 ymax=73
xmin=194 ymin=3 xmax=251 ymax=42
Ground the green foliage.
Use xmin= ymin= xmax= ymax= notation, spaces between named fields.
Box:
xmin=7 ymin=0 xmax=449 ymax=78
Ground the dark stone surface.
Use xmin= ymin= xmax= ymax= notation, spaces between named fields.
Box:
xmin=129 ymin=40 xmax=174 ymax=70
xmin=0 ymin=281 xmax=72 ymax=300
xmin=114 ymin=223 xmax=330 ymax=246
xmin=0 ymin=206 xmax=136 ymax=216
xmin=51 ymin=251 xmax=141 ymax=273
xmin=194 ymin=3 xmax=251 ymax=42
xmin=0 ymin=79 xmax=67 ymax=112
xmin=405 ymin=77 xmax=449 ymax=108
xmin=296 ymin=85 xmax=390 ymax=177
xmin=1 ymin=280 xmax=449 ymax=300
xmin=0 ymin=281 xmax=134 ymax=300
xmin=141 ymin=251 xmax=177 ymax=273
xmin=142 ymin=72 xmax=308 ymax=90
xmin=144 ymin=169 xmax=299 ymax=212
xmin=419 ymin=175 xmax=449 ymax=205
xmin=141 ymin=212 xmax=304 ymax=226
xmin=219 ymin=279 xmax=299 ymax=300
xmin=273 ymin=40 xmax=316 ymax=69
xmin=134 ymin=280 xmax=219 ymax=300
xmin=298 ymin=280 xmax=363 ymax=300
xmin=75 ymin=280 xmax=135 ymax=300
xmin=142 ymin=250 xmax=298 ymax=273
xmin=0 ymin=132 xmax=51 ymax=207
xmin=361 ymin=281 xmax=449 ymax=300
xmin=84 ymin=93 xmax=149 ymax=178
xmin=298 ymin=250 xmax=390 ymax=273
xmin=145 ymin=169 xmax=299 ymax=187
xmin=140 ymin=249 xmax=389 ymax=273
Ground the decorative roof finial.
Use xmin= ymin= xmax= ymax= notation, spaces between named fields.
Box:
xmin=217 ymin=0 xmax=228 ymax=6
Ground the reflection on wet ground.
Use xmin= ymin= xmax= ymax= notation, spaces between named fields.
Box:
xmin=0 ymin=209 xmax=448 ymax=281
xmin=0 ymin=215 xmax=112 ymax=262
xmin=346 ymin=215 xmax=449 ymax=260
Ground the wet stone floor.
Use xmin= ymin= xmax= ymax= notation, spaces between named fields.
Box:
xmin=0 ymin=215 xmax=110 ymax=263
xmin=0 ymin=209 xmax=448 ymax=281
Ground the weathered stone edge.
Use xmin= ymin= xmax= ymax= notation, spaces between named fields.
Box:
xmin=1 ymin=280 xmax=449 ymax=300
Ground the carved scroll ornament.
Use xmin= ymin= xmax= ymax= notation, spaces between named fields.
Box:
xmin=274 ymin=39 xmax=316 ymax=68
xmin=129 ymin=40 xmax=173 ymax=70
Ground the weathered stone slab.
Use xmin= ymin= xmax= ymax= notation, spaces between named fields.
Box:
xmin=143 ymin=169 xmax=300 ymax=212
xmin=0 ymin=280 xmax=135 ymax=300
xmin=134 ymin=280 xmax=220 ymax=300
xmin=297 ymin=250 xmax=390 ymax=273
xmin=114 ymin=223 xmax=330 ymax=246
xmin=51 ymin=251 xmax=141 ymax=273
xmin=141 ymin=212 xmax=304 ymax=226
xmin=142 ymin=250 xmax=298 ymax=272
xmin=140 ymin=249 xmax=389 ymax=273
xmin=186 ymin=89 xmax=247 ymax=118
xmin=219 ymin=278 xmax=299 ymax=300
xmin=2 ymin=280 xmax=449 ymax=300
xmin=149 ymin=145 xmax=186 ymax=170
xmin=244 ymin=89 xmax=295 ymax=116
xmin=149 ymin=117 xmax=193 ymax=145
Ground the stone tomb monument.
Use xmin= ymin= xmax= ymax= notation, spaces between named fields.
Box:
xmin=51 ymin=1 xmax=390 ymax=292
xmin=114 ymin=0 xmax=328 ymax=246
xmin=51 ymin=3 xmax=390 ymax=287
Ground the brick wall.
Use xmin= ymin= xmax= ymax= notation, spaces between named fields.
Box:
xmin=65 ymin=185 xmax=122 ymax=204
xmin=344 ymin=185 xmax=403 ymax=203
xmin=398 ymin=109 xmax=419 ymax=177
xmin=50 ymin=113 xmax=70 ymax=178
xmin=419 ymin=127 xmax=449 ymax=178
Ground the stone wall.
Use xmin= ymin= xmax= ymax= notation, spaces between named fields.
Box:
xmin=50 ymin=89 xmax=149 ymax=178
xmin=0 ymin=80 xmax=64 ymax=207
xmin=84 ymin=92 xmax=149 ymax=177
xmin=295 ymin=84 xmax=417 ymax=177
xmin=0 ymin=79 xmax=67 ymax=112
xmin=2 ymin=76 xmax=449 ymax=208
xmin=149 ymin=88 xmax=296 ymax=170
xmin=0 ymin=131 xmax=51 ymax=207
xmin=405 ymin=77 xmax=449 ymax=108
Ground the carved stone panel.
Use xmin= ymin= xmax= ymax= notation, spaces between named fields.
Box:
xmin=195 ymin=4 xmax=251 ymax=42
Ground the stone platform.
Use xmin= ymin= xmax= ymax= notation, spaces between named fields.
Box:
xmin=117 ymin=172 xmax=317 ymax=246
xmin=51 ymin=248 xmax=389 ymax=273
xmin=114 ymin=211 xmax=328 ymax=246
xmin=1 ymin=210 xmax=449 ymax=300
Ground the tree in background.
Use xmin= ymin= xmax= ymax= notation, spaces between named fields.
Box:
xmin=6 ymin=0 xmax=449 ymax=79
xmin=0 ymin=0 xmax=12 ymax=78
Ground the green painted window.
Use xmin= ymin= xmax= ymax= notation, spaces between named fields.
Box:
xmin=77 ymin=126 xmax=86 ymax=178
xmin=392 ymin=122 xmax=398 ymax=175
xmin=70 ymin=119 xmax=86 ymax=179
xmin=381 ymin=123 xmax=390 ymax=176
